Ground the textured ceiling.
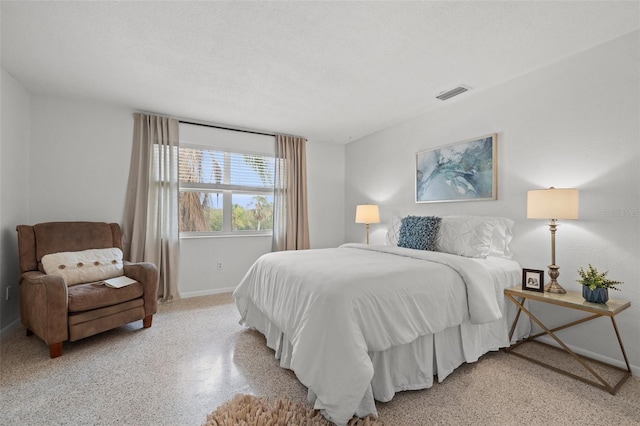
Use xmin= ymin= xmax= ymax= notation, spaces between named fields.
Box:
xmin=2 ymin=1 xmax=639 ymax=143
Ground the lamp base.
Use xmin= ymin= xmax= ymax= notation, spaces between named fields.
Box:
xmin=545 ymin=264 xmax=566 ymax=294
xmin=365 ymin=223 xmax=370 ymax=245
xmin=545 ymin=280 xmax=567 ymax=294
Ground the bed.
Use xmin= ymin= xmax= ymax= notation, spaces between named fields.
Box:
xmin=233 ymin=215 xmax=531 ymax=425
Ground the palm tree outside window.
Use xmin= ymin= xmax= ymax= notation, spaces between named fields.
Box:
xmin=178 ymin=144 xmax=277 ymax=235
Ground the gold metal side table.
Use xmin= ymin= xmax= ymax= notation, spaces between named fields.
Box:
xmin=504 ymin=286 xmax=631 ymax=394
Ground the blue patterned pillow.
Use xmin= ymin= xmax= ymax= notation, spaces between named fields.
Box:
xmin=398 ymin=216 xmax=442 ymax=251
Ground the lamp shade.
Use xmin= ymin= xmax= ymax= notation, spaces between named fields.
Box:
xmin=355 ymin=204 xmax=380 ymax=224
xmin=527 ymin=188 xmax=579 ymax=220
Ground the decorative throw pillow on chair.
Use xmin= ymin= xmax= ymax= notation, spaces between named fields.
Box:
xmin=41 ymin=248 xmax=124 ymax=285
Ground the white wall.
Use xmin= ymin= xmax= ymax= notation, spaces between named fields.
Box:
xmin=345 ymin=31 xmax=640 ymax=371
xmin=306 ymin=139 xmax=346 ymax=249
xmin=179 ymin=138 xmax=346 ymax=297
xmin=29 ymin=97 xmax=133 ymax=223
xmin=0 ymin=70 xmax=31 ymax=336
xmin=23 ymin=96 xmax=346 ymax=302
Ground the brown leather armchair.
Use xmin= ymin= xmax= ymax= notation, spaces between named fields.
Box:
xmin=16 ymin=221 xmax=158 ymax=358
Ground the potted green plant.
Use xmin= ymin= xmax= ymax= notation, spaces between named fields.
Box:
xmin=577 ymin=264 xmax=623 ymax=304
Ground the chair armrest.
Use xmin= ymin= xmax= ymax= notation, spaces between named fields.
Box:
xmin=124 ymin=262 xmax=158 ymax=316
xmin=19 ymin=271 xmax=68 ymax=345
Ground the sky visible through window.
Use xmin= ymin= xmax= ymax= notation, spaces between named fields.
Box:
xmin=200 ymin=150 xmax=274 ymax=209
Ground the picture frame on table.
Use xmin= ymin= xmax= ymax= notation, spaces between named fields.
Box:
xmin=415 ymin=133 xmax=497 ymax=203
xmin=522 ymin=269 xmax=545 ymax=292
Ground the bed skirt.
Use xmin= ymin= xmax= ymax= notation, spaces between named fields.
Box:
xmin=242 ymin=298 xmax=530 ymax=419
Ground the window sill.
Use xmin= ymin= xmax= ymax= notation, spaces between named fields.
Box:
xmin=180 ymin=232 xmax=272 ymax=240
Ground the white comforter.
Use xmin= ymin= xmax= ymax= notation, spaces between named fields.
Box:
xmin=234 ymin=244 xmax=512 ymax=425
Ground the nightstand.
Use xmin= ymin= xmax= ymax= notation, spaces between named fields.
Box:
xmin=504 ymin=286 xmax=631 ymax=394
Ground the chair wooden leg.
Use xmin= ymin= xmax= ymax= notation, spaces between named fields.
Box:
xmin=49 ymin=342 xmax=63 ymax=358
xmin=143 ymin=315 xmax=153 ymax=328
xmin=26 ymin=328 xmax=34 ymax=336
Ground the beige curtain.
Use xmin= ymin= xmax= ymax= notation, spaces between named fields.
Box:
xmin=123 ymin=113 xmax=180 ymax=302
xmin=272 ymin=134 xmax=310 ymax=251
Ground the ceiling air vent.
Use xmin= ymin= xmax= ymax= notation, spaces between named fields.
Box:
xmin=436 ymin=85 xmax=471 ymax=101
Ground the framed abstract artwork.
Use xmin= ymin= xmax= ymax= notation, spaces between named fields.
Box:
xmin=416 ymin=134 xmax=497 ymax=203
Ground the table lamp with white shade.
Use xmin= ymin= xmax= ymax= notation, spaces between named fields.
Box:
xmin=527 ymin=187 xmax=579 ymax=294
xmin=355 ymin=204 xmax=380 ymax=245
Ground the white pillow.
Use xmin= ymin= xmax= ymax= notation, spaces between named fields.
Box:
xmin=435 ymin=215 xmax=514 ymax=259
xmin=385 ymin=216 xmax=403 ymax=246
xmin=488 ymin=217 xmax=514 ymax=259
xmin=41 ymin=248 xmax=124 ymax=286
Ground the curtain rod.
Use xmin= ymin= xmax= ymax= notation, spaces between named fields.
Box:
xmin=179 ymin=120 xmax=275 ymax=137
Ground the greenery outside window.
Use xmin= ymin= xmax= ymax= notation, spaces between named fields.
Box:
xmin=179 ymin=144 xmax=275 ymax=236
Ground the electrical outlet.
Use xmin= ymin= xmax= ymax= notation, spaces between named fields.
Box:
xmin=5 ymin=286 xmax=11 ymax=301
xmin=217 ymin=261 xmax=223 ymax=270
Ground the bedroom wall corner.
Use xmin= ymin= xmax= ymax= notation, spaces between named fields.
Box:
xmin=306 ymin=138 xmax=346 ymax=249
xmin=179 ymin=137 xmax=346 ymax=297
xmin=0 ymin=69 xmax=31 ymax=337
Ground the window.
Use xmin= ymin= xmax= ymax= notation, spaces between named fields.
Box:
xmin=178 ymin=144 xmax=276 ymax=235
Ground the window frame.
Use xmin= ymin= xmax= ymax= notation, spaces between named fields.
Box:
xmin=179 ymin=143 xmax=275 ymax=238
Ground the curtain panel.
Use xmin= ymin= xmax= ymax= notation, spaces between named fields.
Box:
xmin=123 ymin=113 xmax=180 ymax=302
xmin=272 ymin=134 xmax=310 ymax=251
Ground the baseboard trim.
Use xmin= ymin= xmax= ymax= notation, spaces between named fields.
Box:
xmin=179 ymin=286 xmax=236 ymax=299
xmin=3 ymin=288 xmax=237 ymax=337
xmin=536 ymin=335 xmax=640 ymax=376
xmin=0 ymin=318 xmax=22 ymax=340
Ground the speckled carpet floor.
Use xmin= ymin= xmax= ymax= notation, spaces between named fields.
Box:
xmin=1 ymin=293 xmax=639 ymax=425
